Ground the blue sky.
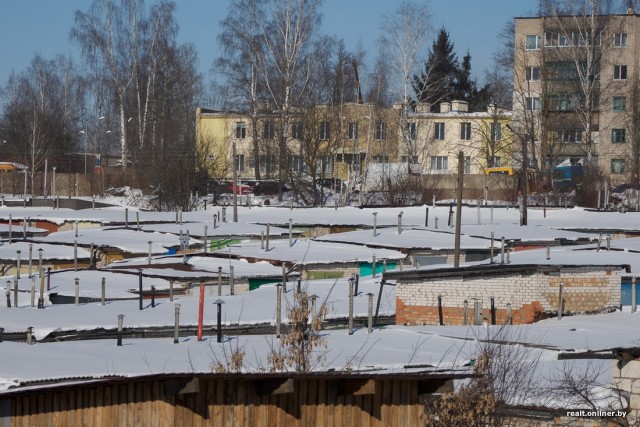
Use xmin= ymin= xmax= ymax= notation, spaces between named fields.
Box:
xmin=0 ymin=0 xmax=539 ymax=93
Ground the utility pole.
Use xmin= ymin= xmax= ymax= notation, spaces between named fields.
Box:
xmin=232 ymin=140 xmax=238 ymax=222
xmin=454 ymin=151 xmax=464 ymax=268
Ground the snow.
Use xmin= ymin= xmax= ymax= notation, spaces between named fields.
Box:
xmin=0 ymin=201 xmax=638 ymax=412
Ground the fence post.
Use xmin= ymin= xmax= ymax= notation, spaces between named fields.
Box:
xmin=558 ymin=282 xmax=564 ymax=320
xmin=174 ymin=304 xmax=181 ymax=344
xmin=116 ymin=314 xmax=124 ymax=346
xmin=348 ymin=278 xmax=354 ymax=335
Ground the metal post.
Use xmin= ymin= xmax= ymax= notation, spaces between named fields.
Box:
xmin=500 ymin=237 xmax=505 ymax=264
xmin=632 ymin=277 xmax=637 ymax=314
xmin=197 ymin=282 xmax=205 ymax=341
xmin=169 ymin=280 xmax=174 ymax=302
xmin=490 ymin=232 xmax=495 ymax=264
xmin=606 ymin=234 xmax=611 ymax=251
xmin=477 ymin=203 xmax=481 ymax=225
xmin=490 ymin=207 xmax=494 ymax=225
xmin=506 ymin=303 xmax=512 ymax=325
xmin=124 ymin=208 xmax=128 ymax=228
xmin=597 ymin=233 xmax=602 ymax=252
xmin=372 ymin=255 xmax=376 ymax=278
xmin=5 ymin=283 xmax=10 ymax=308
xmin=38 ymin=248 xmax=43 ymax=279
xmin=215 ymin=299 xmax=225 ymax=343
xmin=397 ymin=211 xmax=403 ymax=235
xmin=546 ymin=245 xmax=551 ymax=260
xmin=348 ymin=278 xmax=354 ymax=335
xmin=558 ymin=282 xmax=564 ymax=320
xmin=27 ymin=327 xmax=33 ymax=345
xmin=101 ymin=277 xmax=106 ymax=305
xmin=217 ymin=267 xmax=222 ymax=296
xmin=355 ymin=273 xmax=360 ymax=295
xmin=13 ymin=278 xmax=18 ymax=307
xmin=490 ymin=296 xmax=496 ymax=325
xmin=136 ymin=212 xmax=140 ymax=230
xmin=8 ymin=214 xmax=12 ymax=243
xmin=116 ymin=314 xmax=124 ymax=346
xmin=260 ymin=231 xmax=264 ymax=250
xmin=454 ymin=152 xmax=464 ymax=266
xmin=367 ymin=293 xmax=374 ymax=333
xmin=38 ymin=269 xmax=44 ymax=308
xmin=437 ymin=295 xmax=444 ymax=326
xmin=73 ymin=240 xmax=77 ymax=272
xmin=276 ymin=284 xmax=282 ymax=338
xmin=47 ymin=267 xmax=51 ymax=291
xmin=171 ymin=303 xmax=181 ymax=344
xmin=16 ymin=250 xmax=21 ymax=279
xmin=151 ymin=286 xmax=156 ymax=308
xmin=463 ymin=300 xmax=468 ymax=325
xmin=266 ymin=223 xmax=270 ymax=251
xmin=30 ymin=277 xmax=35 ymax=307
xmin=230 ymin=266 xmax=235 ymax=295
xmin=203 ymin=226 xmax=208 ymax=254
xmin=372 ymin=212 xmax=377 ymax=236
xmin=138 ymin=270 xmax=143 ymax=310
xmin=28 ymin=244 xmax=32 ymax=277
xmin=435 ymin=216 xmax=438 ymax=229
xmin=75 ymin=277 xmax=80 ymax=306
xmin=289 ymin=218 xmax=293 ymax=247
xmin=425 ymin=207 xmax=429 ymax=227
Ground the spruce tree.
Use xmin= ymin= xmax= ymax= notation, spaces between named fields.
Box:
xmin=412 ymin=28 xmax=458 ymax=112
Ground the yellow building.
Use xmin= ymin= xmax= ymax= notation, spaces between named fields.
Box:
xmin=195 ymin=102 xmax=513 ymax=184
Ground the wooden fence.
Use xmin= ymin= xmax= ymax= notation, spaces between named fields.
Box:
xmin=4 ymin=372 xmax=459 ymax=427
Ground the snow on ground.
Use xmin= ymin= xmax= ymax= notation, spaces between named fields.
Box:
xmin=0 ymin=200 xmax=638 ymax=410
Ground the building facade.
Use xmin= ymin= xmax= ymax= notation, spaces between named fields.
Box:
xmin=514 ymin=12 xmax=640 ymax=184
xmin=196 ymin=102 xmax=513 ymax=187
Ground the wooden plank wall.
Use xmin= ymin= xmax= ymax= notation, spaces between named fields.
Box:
xmin=9 ymin=377 xmax=427 ymax=427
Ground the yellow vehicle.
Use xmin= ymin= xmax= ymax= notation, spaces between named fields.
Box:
xmin=0 ymin=162 xmax=27 ymax=172
xmin=485 ymin=167 xmax=515 ymax=175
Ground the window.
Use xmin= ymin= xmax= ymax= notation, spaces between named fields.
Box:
xmin=548 ymin=94 xmax=574 ymax=111
xmin=464 ymin=156 xmax=471 ymax=174
xmin=401 ymin=155 xmax=418 ymax=163
xmin=348 ymin=122 xmax=358 ymax=140
xmin=317 ymin=156 xmax=333 ymax=173
xmin=526 ymin=97 xmax=541 ymax=111
xmin=319 ymin=122 xmax=330 ymax=140
xmin=491 ymin=157 xmax=501 ymax=167
xmin=235 ymin=122 xmax=246 ymax=139
xmin=614 ymin=65 xmax=627 ymax=80
xmin=545 ymin=32 xmax=569 ymax=47
xmin=490 ymin=123 xmax=502 ymax=141
xmin=372 ymin=155 xmax=389 ymax=163
xmin=290 ymin=155 xmax=304 ymax=172
xmin=460 ymin=122 xmax=471 ymax=140
xmin=235 ymin=154 xmax=245 ymax=172
xmin=434 ymin=122 xmax=445 ymax=140
xmin=263 ymin=122 xmax=275 ymax=140
xmin=292 ymin=122 xmax=303 ymax=140
xmin=375 ymin=121 xmax=387 ymax=140
xmin=612 ymin=96 xmax=626 ymax=112
xmin=612 ymin=128 xmax=626 ymax=143
xmin=526 ymin=66 xmax=540 ymax=81
xmin=430 ymin=156 xmax=448 ymax=171
xmin=406 ymin=122 xmax=416 ymax=140
xmin=611 ymin=159 xmax=626 ymax=174
xmin=614 ymin=33 xmax=628 ymax=47
xmin=559 ymin=128 xmax=582 ymax=143
xmin=259 ymin=155 xmax=276 ymax=175
xmin=526 ymin=35 xmax=541 ymax=50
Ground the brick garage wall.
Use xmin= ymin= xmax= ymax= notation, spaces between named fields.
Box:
xmin=396 ymin=266 xmax=622 ymax=325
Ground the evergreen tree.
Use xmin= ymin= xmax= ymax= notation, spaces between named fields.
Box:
xmin=412 ymin=28 xmax=458 ymax=112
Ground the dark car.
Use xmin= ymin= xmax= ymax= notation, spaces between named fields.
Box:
xmin=253 ymin=180 xmax=287 ymax=196
xmin=317 ymin=178 xmax=342 ymax=192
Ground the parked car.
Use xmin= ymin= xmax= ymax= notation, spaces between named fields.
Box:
xmin=316 ymin=178 xmax=342 ymax=192
xmin=253 ymin=180 xmax=287 ymax=196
